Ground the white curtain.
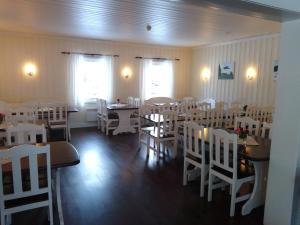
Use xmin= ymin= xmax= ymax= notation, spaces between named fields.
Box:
xmin=67 ymin=55 xmax=114 ymax=107
xmin=139 ymin=59 xmax=175 ymax=102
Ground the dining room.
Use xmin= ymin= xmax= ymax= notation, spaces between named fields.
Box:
xmin=0 ymin=1 xmax=300 ymax=225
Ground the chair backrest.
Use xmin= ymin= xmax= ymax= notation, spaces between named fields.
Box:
xmin=158 ymin=110 xmax=178 ymax=137
xmin=209 ymin=128 xmax=238 ymax=179
xmin=0 ymin=144 xmax=51 ymax=203
xmin=184 ymin=109 xmax=204 ymax=125
xmin=144 ymin=97 xmax=174 ymax=105
xmin=6 ymin=107 xmax=36 ymax=123
xmin=139 ymin=104 xmax=156 ymax=117
xmin=158 ymin=103 xmax=175 ymax=112
xmin=245 ymin=106 xmax=258 ymax=120
xmin=197 ymin=102 xmax=211 ymax=111
xmin=127 ymin=96 xmax=134 ymax=105
xmin=47 ymin=103 xmax=67 ymax=124
xmin=184 ymin=121 xmax=206 ymax=162
xmin=96 ymin=98 xmax=102 ymax=115
xmin=182 ymin=97 xmax=194 ymax=103
xmin=257 ymin=107 xmax=273 ymax=123
xmin=261 ymin=122 xmax=272 ymax=139
xmin=234 ymin=117 xmax=260 ymax=136
xmin=225 ymin=108 xmax=241 ymax=128
xmin=176 ymin=102 xmax=186 ymax=114
xmin=133 ymin=98 xmax=141 ymax=107
xmin=210 ymin=109 xmax=224 ymax=128
xmin=100 ymin=99 xmax=108 ymax=117
xmin=6 ymin=123 xmax=47 ymax=145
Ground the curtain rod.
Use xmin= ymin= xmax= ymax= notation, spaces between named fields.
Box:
xmin=61 ymin=51 xmax=119 ymax=57
xmin=135 ymin=56 xmax=180 ymax=61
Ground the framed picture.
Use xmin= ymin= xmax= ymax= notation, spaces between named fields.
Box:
xmin=218 ymin=63 xmax=234 ymax=80
xmin=273 ymin=59 xmax=279 ymax=80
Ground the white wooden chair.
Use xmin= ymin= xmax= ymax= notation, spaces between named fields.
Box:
xmin=234 ymin=117 xmax=260 ymax=136
xmin=225 ymin=108 xmax=241 ymax=129
xmin=0 ymin=144 xmax=53 ymax=225
xmin=158 ymin=103 xmax=175 ymax=112
xmin=183 ymin=122 xmax=208 ymax=197
xmin=5 ymin=107 xmax=36 ymax=124
xmin=47 ymin=103 xmax=68 ymax=141
xmin=208 ymin=128 xmax=255 ymax=217
xmin=142 ymin=110 xmax=178 ymax=161
xmin=6 ymin=123 xmax=47 ymax=146
xmin=261 ymin=122 xmax=272 ymax=139
xmin=245 ymin=106 xmax=258 ymax=120
xmin=127 ymin=96 xmax=134 ymax=105
xmin=133 ymin=98 xmax=141 ymax=107
xmin=257 ymin=107 xmax=273 ymax=123
xmin=101 ymin=100 xmax=119 ymax=135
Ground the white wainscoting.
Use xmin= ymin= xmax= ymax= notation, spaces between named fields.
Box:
xmin=191 ymin=34 xmax=280 ymax=106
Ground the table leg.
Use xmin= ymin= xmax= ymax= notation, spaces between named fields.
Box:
xmin=53 ymin=168 xmax=64 ymax=225
xmin=113 ymin=110 xmax=136 ymax=135
xmin=241 ymin=161 xmax=269 ymax=215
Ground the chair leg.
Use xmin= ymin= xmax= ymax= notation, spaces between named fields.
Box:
xmin=7 ymin=214 xmax=11 ymax=225
xmin=106 ymin=122 xmax=109 ymax=136
xmin=183 ymin=160 xmax=188 ymax=186
xmin=146 ymin=135 xmax=150 ymax=156
xmin=1 ymin=215 xmax=4 ymax=225
xmin=156 ymin=139 xmax=160 ymax=161
xmin=208 ymin=171 xmax=213 ymax=202
xmin=230 ymin=183 xmax=237 ymax=217
xmin=200 ymin=168 xmax=205 ymax=197
xmin=173 ymin=139 xmax=178 ymax=159
xmin=49 ymin=205 xmax=54 ymax=225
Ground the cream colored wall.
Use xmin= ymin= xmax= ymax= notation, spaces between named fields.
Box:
xmin=191 ymin=34 xmax=280 ymax=106
xmin=0 ymin=31 xmax=192 ymax=127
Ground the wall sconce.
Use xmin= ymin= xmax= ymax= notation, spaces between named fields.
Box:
xmin=201 ymin=67 xmax=211 ymax=81
xmin=246 ymin=66 xmax=257 ymax=80
xmin=23 ymin=63 xmax=37 ymax=77
xmin=121 ymin=66 xmax=132 ymax=79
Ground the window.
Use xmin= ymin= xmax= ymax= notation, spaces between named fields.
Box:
xmin=68 ymin=55 xmax=114 ymax=107
xmin=140 ymin=59 xmax=174 ymax=101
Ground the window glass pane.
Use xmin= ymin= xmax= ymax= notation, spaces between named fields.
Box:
xmin=144 ymin=60 xmax=173 ymax=99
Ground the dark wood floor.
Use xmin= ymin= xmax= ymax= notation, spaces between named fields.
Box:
xmin=13 ymin=127 xmax=264 ymax=225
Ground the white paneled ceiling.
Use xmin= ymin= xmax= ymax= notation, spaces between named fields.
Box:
xmin=0 ymin=0 xmax=281 ymax=46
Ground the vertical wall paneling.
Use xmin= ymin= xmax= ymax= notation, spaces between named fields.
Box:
xmin=191 ymin=34 xmax=280 ymax=106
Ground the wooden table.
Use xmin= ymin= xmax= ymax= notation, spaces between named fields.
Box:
xmin=200 ymin=127 xmax=271 ymax=216
xmin=0 ymin=141 xmax=80 ymax=225
xmin=107 ymin=104 xmax=139 ymax=135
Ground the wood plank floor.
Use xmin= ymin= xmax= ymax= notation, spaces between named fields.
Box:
xmin=13 ymin=127 xmax=264 ymax=225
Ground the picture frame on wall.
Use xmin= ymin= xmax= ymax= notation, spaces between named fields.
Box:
xmin=218 ymin=63 xmax=234 ymax=80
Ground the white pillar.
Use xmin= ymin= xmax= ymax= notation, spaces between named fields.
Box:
xmin=264 ymin=19 xmax=300 ymax=225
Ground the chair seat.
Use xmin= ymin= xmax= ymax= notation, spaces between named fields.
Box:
xmin=211 ymin=162 xmax=254 ymax=179
xmin=185 ymin=151 xmax=209 ymax=165
xmin=141 ymin=126 xmax=175 ymax=138
xmin=5 ymin=193 xmax=49 ymax=209
xmin=49 ymin=121 xmax=67 ymax=126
